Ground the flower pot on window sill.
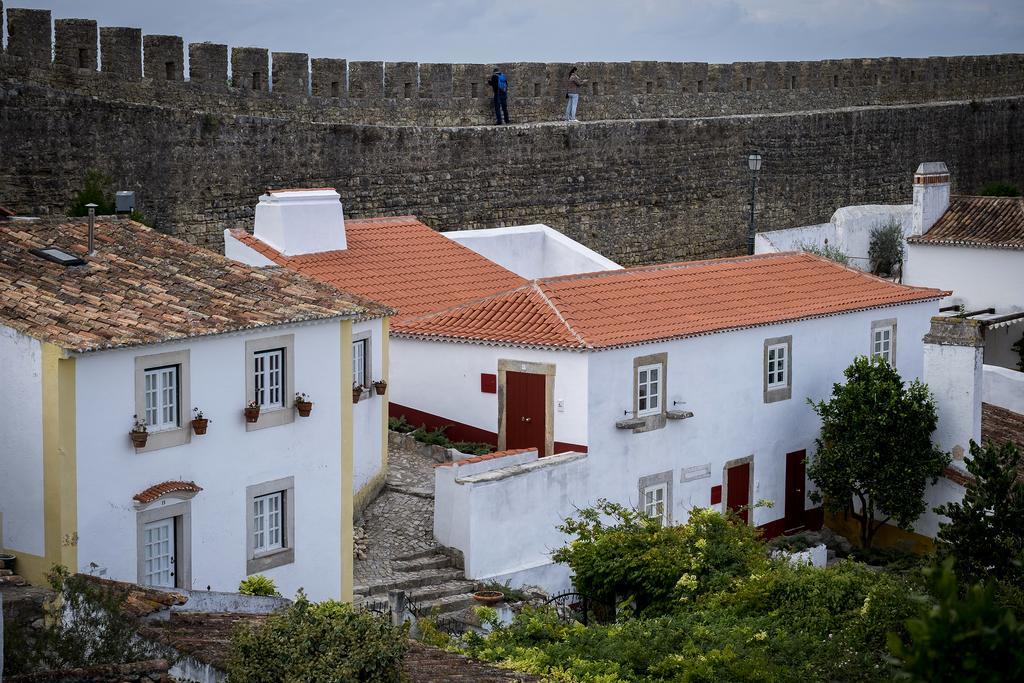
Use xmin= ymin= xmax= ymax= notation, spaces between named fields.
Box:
xmin=244 ymin=406 xmax=261 ymax=423
xmin=130 ymin=431 xmax=149 ymax=448
xmin=372 ymin=380 xmax=388 ymax=396
xmin=352 ymin=386 xmax=364 ymax=404
xmin=296 ymin=401 xmax=313 ymax=417
xmin=191 ymin=418 xmax=209 ymax=435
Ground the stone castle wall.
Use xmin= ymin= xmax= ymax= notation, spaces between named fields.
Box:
xmin=1 ymin=5 xmax=1023 ymax=264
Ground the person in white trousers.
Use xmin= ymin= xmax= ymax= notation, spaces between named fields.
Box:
xmin=565 ymin=66 xmax=585 ymax=121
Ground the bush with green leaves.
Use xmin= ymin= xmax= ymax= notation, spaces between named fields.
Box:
xmin=979 ymin=180 xmax=1021 ymax=197
xmin=934 ymin=440 xmax=1024 ymax=593
xmin=798 ymin=240 xmax=851 ymax=265
xmin=238 ymin=574 xmax=281 ymax=597
xmin=388 ymin=414 xmax=415 ymax=433
xmin=808 ymin=355 xmax=950 ymax=548
xmin=552 ymin=501 xmax=767 ymax=617
xmin=889 ymin=559 xmax=1024 ymax=682
xmin=225 ymin=590 xmax=407 ymax=682
xmin=1012 ymin=331 xmax=1024 ymax=372
xmin=868 ymin=219 xmax=905 ymax=275
xmin=67 ymin=169 xmax=151 ymax=225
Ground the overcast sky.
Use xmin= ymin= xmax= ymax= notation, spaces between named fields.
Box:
xmin=7 ymin=1 xmax=1023 ymax=64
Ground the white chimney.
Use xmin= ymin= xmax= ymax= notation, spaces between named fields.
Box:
xmin=922 ymin=316 xmax=983 ymax=462
xmin=911 ymin=162 xmax=950 ymax=236
xmin=253 ymin=188 xmax=347 ymax=256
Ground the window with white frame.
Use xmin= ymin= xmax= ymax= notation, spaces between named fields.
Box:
xmin=637 ymin=363 xmax=662 ymax=417
xmin=252 ymin=491 xmax=284 ymax=555
xmin=871 ymin=320 xmax=896 ymax=365
xmin=253 ymin=348 xmax=285 ymax=409
xmin=352 ymin=338 xmax=368 ymax=388
xmin=643 ymin=483 xmax=668 ymax=524
xmin=143 ymin=365 xmax=180 ymax=431
xmin=766 ymin=344 xmax=788 ymax=389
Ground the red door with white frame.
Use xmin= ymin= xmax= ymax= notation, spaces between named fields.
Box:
xmin=726 ymin=462 xmax=751 ymax=523
xmin=505 ymin=371 xmax=546 ymax=455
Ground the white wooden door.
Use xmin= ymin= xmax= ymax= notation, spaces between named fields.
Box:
xmin=143 ymin=518 xmax=175 ymax=587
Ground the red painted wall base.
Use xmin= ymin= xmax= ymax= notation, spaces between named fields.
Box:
xmin=758 ymin=507 xmax=824 ymax=540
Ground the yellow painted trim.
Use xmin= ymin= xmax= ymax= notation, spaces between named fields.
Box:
xmin=824 ymin=508 xmax=935 ymax=555
xmin=340 ymin=320 xmax=354 ymax=602
xmin=380 ymin=317 xmax=390 ymax=475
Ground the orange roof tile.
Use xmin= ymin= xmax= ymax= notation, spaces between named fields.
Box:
xmin=395 ymin=252 xmax=949 ymax=350
xmin=229 ymin=217 xmax=526 ymax=321
xmin=436 ymin=447 xmax=535 ymax=467
xmin=133 ymin=481 xmax=203 ymax=504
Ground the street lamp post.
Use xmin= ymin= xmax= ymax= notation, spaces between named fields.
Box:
xmin=746 ymin=153 xmax=762 ymax=255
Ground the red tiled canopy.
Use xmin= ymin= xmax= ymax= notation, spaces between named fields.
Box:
xmin=133 ymin=481 xmax=203 ymax=504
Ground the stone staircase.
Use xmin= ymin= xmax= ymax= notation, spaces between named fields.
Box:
xmin=354 ymin=546 xmax=478 ymax=618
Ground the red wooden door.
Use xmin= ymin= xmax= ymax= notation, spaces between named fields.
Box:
xmin=506 ymin=371 xmax=546 ymax=454
xmin=784 ymin=450 xmax=807 ymax=532
xmin=726 ymin=462 xmax=751 ymax=523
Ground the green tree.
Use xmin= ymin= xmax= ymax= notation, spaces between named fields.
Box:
xmin=868 ymin=219 xmax=905 ymax=275
xmin=888 ymin=559 xmax=1024 ymax=682
xmin=808 ymin=356 xmax=950 ymax=548
xmin=552 ymin=501 xmax=766 ymax=617
xmin=979 ymin=181 xmax=1021 ymax=197
xmin=934 ymin=440 xmax=1024 ymax=589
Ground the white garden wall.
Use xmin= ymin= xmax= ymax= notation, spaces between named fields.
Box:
xmin=0 ymin=325 xmax=45 ymax=557
xmin=352 ymin=318 xmax=386 ymax=496
xmin=983 ymin=364 xmax=1024 ymax=414
xmin=903 ymin=244 xmax=1024 ymax=314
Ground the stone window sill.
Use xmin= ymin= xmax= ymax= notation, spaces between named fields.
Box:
xmin=247 ymin=546 xmax=295 ymax=574
xmin=666 ymin=410 xmax=694 ymax=420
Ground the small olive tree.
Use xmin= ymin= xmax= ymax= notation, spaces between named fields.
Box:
xmin=807 ymin=356 xmax=949 ymax=548
xmin=868 ymin=219 xmax=905 ymax=276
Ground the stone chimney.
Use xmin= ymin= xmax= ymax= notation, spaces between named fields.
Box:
xmin=911 ymin=162 xmax=950 ymax=236
xmin=922 ymin=315 xmax=983 ymax=462
xmin=253 ymin=188 xmax=347 ymax=256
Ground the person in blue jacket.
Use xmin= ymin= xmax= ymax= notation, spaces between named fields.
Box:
xmin=488 ymin=68 xmax=511 ymax=125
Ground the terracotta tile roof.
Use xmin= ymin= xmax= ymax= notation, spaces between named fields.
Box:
xmin=436 ymin=448 xmax=535 ymax=468
xmin=0 ymin=219 xmax=390 ymax=353
xmin=908 ymin=195 xmax=1024 ymax=250
xmin=395 ymin=252 xmax=949 ymax=350
xmin=133 ymin=480 xmax=203 ymax=504
xmin=982 ymin=402 xmax=1024 ymax=451
xmin=228 ymin=216 xmax=525 ymax=321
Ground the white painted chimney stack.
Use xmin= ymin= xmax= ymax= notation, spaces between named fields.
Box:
xmin=253 ymin=188 xmax=347 ymax=256
xmin=911 ymin=162 xmax=950 ymax=236
xmin=922 ymin=316 xmax=983 ymax=462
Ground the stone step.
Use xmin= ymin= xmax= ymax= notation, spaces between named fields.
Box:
xmin=392 ymin=546 xmax=446 ymax=563
xmin=392 ymin=554 xmax=451 ymax=573
xmin=415 ymin=592 xmax=479 ymax=617
xmin=354 ymin=567 xmax=465 ymax=596
xmin=406 ymin=580 xmax=476 ymax=603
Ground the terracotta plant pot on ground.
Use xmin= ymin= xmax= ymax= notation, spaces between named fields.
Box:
xmin=472 ymin=590 xmax=504 ymax=606
xmin=191 ymin=418 xmax=209 ymax=435
xmin=244 ymin=406 xmax=261 ymax=423
xmin=373 ymin=381 xmax=388 ymax=396
xmin=130 ymin=431 xmax=149 ymax=448
xmin=296 ymin=401 xmax=313 ymax=417
xmin=352 ymin=386 xmax=363 ymax=404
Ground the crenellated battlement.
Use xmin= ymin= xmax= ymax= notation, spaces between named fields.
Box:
xmin=2 ymin=6 xmax=1022 ymax=126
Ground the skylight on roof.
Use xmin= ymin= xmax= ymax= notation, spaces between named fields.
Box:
xmin=29 ymin=247 xmax=86 ymax=266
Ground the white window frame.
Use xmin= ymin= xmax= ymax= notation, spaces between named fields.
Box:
xmin=245 ymin=476 xmax=295 ymax=574
xmin=636 ymin=362 xmax=663 ymax=417
xmin=143 ymin=364 xmax=180 ymax=432
xmin=244 ymin=334 xmax=295 ymax=431
xmin=352 ymin=338 xmax=367 ymax=388
xmin=253 ymin=348 xmax=285 ymax=410
xmin=766 ymin=343 xmax=788 ymax=389
xmin=871 ymin=319 xmax=897 ymax=365
xmin=638 ymin=470 xmax=673 ymax=525
xmin=643 ymin=483 xmax=668 ymax=524
xmin=252 ymin=491 xmax=284 ymax=555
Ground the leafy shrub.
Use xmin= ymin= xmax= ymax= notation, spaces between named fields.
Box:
xmin=238 ymin=574 xmax=281 ymax=597
xmin=474 ymin=579 xmax=532 ymax=603
xmin=226 ymin=590 xmax=407 ymax=682
xmin=979 ymin=180 xmax=1021 ymax=197
xmin=767 ymin=532 xmax=815 ymax=552
xmin=388 ymin=414 xmax=415 ymax=433
xmin=889 ymin=559 xmax=1024 ymax=682
xmin=449 ymin=440 xmax=495 ymax=455
xmin=409 ymin=425 xmax=451 ymax=446
xmin=398 ymin=421 xmax=494 ymax=455
xmin=868 ymin=219 xmax=905 ymax=275
xmin=68 ymin=169 xmax=116 ymax=216
xmin=552 ymin=501 xmax=767 ymax=617
xmin=798 ymin=240 xmax=851 ymax=265
xmin=1012 ymin=332 xmax=1024 ymax=372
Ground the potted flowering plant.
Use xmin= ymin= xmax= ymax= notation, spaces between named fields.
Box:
xmin=191 ymin=407 xmax=210 ymax=435
xmin=294 ymin=392 xmax=313 ymax=417
xmin=130 ymin=414 xmax=148 ymax=448
xmin=352 ymin=383 xmax=364 ymax=404
xmin=372 ymin=380 xmax=388 ymax=396
xmin=244 ymin=400 xmax=261 ymax=423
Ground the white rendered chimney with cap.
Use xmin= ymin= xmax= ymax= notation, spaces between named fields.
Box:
xmin=910 ymin=162 xmax=950 ymax=236
xmin=253 ymin=188 xmax=347 ymax=256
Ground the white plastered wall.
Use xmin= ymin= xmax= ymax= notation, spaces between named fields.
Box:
xmin=73 ymin=320 xmax=346 ymax=600
xmin=0 ymin=325 xmax=45 ymax=556
xmin=352 ymin=318 xmax=386 ymax=496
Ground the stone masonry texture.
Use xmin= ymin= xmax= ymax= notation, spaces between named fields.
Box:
xmin=143 ymin=35 xmax=184 ymax=82
xmin=54 ymin=18 xmax=98 ymax=71
xmin=6 ymin=8 xmax=50 ymax=67
xmin=0 ymin=11 xmax=1022 ymax=264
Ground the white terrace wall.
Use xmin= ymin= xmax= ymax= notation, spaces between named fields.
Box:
xmin=352 ymin=318 xmax=387 ymax=500
xmin=443 ymin=224 xmax=622 ymax=279
xmin=903 ymin=244 xmax=1024 ymax=313
xmin=584 ymin=301 xmax=938 ymax=532
xmin=983 ymin=363 xmax=1024 ymax=414
xmin=390 ymin=337 xmax=589 ymax=449
xmin=73 ymin=320 xmax=346 ymax=601
xmin=0 ymin=325 xmax=45 ymax=557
